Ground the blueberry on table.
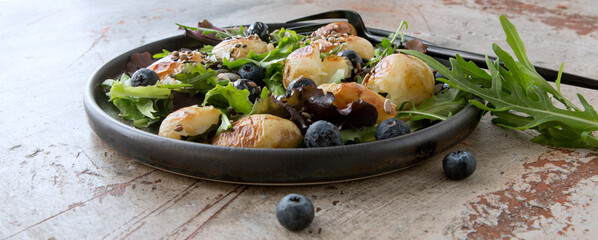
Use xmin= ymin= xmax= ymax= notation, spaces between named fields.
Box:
xmin=375 ymin=118 xmax=410 ymax=140
xmin=233 ymin=79 xmax=260 ymax=103
xmin=130 ymin=68 xmax=159 ymax=87
xmin=276 ymin=194 xmax=315 ymax=231
xmin=238 ymin=63 xmax=265 ymax=83
xmin=337 ymin=49 xmax=364 ymax=69
xmin=304 ymin=120 xmax=343 ymax=148
xmin=442 ymin=151 xmax=476 ymax=180
xmin=285 ymin=77 xmax=316 ymax=96
xmin=247 ymin=22 xmax=269 ymax=41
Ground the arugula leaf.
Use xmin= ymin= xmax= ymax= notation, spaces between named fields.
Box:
xmin=320 ymin=44 xmax=345 ymax=58
xmin=367 ymin=21 xmax=408 ymax=67
xmin=396 ymin=87 xmax=470 ymax=122
xmin=216 ymin=110 xmax=232 ymax=135
xmin=341 ymin=126 xmax=377 ymax=144
xmin=203 ymin=83 xmax=253 ymax=114
xmin=327 ymin=69 xmax=346 ymax=84
xmin=153 ymin=49 xmax=171 ymax=59
xmin=177 ymin=23 xmax=236 ymax=39
xmin=173 ymin=63 xmax=218 ymax=95
xmin=399 ymin=15 xmax=598 ymax=148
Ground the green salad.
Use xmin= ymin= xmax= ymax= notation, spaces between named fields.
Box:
xmin=102 ymin=16 xmax=598 ymax=149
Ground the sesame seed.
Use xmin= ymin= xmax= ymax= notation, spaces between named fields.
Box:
xmin=242 ymin=44 xmax=247 ymax=48
xmin=235 ymin=43 xmax=241 ymax=48
xmin=179 ymin=53 xmax=188 ymax=60
xmin=174 ymin=124 xmax=184 ymax=132
xmin=384 ymin=99 xmax=393 ymax=114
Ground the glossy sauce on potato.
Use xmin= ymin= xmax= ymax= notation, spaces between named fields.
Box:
xmin=319 ymin=82 xmax=396 ymax=123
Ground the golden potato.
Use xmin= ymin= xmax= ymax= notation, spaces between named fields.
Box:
xmin=212 ymin=114 xmax=302 ymax=148
xmin=363 ymin=53 xmax=434 ymax=108
xmin=147 ymin=50 xmax=209 ymax=82
xmin=313 ymin=22 xmax=357 ymax=37
xmin=283 ymin=45 xmax=322 ymax=87
xmin=311 ymin=36 xmax=374 ymax=60
xmin=321 ymin=55 xmax=353 ymax=83
xmin=319 ymin=82 xmax=396 ymax=123
xmin=282 ymin=45 xmax=352 ymax=87
xmin=159 ymin=105 xmax=221 ymax=140
xmin=212 ymin=36 xmax=268 ymax=60
xmin=340 ymin=35 xmax=374 ymax=60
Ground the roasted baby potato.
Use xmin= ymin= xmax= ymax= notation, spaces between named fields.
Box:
xmin=159 ymin=105 xmax=221 ymax=140
xmin=319 ymin=82 xmax=397 ymax=123
xmin=339 ymin=35 xmax=374 ymax=60
xmin=146 ymin=50 xmax=209 ymax=83
xmin=212 ymin=36 xmax=269 ymax=60
xmin=212 ymin=114 xmax=302 ymax=148
xmin=363 ymin=53 xmax=434 ymax=108
xmin=283 ymin=45 xmax=352 ymax=87
xmin=313 ymin=22 xmax=357 ymax=37
xmin=311 ymin=36 xmax=374 ymax=60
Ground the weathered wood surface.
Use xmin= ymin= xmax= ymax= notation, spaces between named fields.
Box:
xmin=1 ymin=0 xmax=598 ymax=239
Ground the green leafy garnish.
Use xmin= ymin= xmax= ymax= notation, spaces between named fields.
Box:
xmin=396 ymin=87 xmax=471 ymax=127
xmin=367 ymin=21 xmax=408 ymax=67
xmin=216 ymin=110 xmax=232 ymax=135
xmin=328 ymin=69 xmax=347 ymax=84
xmin=203 ymin=83 xmax=253 ymax=115
xmin=173 ymin=63 xmax=219 ymax=95
xmin=104 ymin=74 xmax=173 ymax=128
xmin=400 ymin=15 xmax=598 ymax=148
xmin=320 ymin=43 xmax=345 ymax=58
xmin=341 ymin=126 xmax=377 ymax=144
xmin=152 ymin=49 xmax=171 ymax=59
xmin=176 ymin=23 xmax=242 ymax=39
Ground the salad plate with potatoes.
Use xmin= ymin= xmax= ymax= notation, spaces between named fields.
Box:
xmin=84 ymin=15 xmax=482 ymax=185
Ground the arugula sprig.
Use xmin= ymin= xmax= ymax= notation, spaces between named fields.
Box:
xmin=367 ymin=20 xmax=408 ymax=67
xmin=176 ymin=23 xmax=246 ymax=39
xmin=400 ymin=15 xmax=598 ymax=148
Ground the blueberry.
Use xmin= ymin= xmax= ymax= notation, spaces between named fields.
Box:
xmin=375 ymin=118 xmax=410 ymax=140
xmin=442 ymin=151 xmax=476 ymax=180
xmin=285 ymin=77 xmax=316 ymax=96
xmin=130 ymin=68 xmax=159 ymax=87
xmin=276 ymin=194 xmax=315 ymax=231
xmin=247 ymin=22 xmax=269 ymax=41
xmin=238 ymin=63 xmax=265 ymax=83
xmin=304 ymin=120 xmax=343 ymax=148
xmin=233 ymin=79 xmax=260 ymax=103
xmin=337 ymin=50 xmax=364 ymax=69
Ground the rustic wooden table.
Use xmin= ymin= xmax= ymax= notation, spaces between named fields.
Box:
xmin=2 ymin=0 xmax=598 ymax=239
